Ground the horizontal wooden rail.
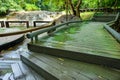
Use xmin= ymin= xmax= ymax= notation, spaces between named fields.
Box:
xmin=5 ymin=21 xmax=29 ymax=28
xmin=27 ymin=20 xmax=90 ymax=41
xmin=80 ymin=8 xmax=120 ymax=12
xmin=0 ymin=21 xmax=55 ymax=37
xmin=33 ymin=21 xmax=51 ymax=27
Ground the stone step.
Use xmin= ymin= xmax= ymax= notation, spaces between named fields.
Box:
xmin=9 ymin=74 xmax=15 ymax=80
xmin=11 ymin=61 xmax=45 ymax=80
xmin=21 ymin=52 xmax=120 ymax=80
xmin=21 ymin=52 xmax=92 ymax=80
xmin=2 ymin=73 xmax=12 ymax=80
xmin=27 ymin=43 xmax=120 ymax=69
xmin=11 ymin=63 xmax=25 ymax=80
xmin=18 ymin=62 xmax=45 ymax=80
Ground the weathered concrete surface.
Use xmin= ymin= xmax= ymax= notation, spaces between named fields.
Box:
xmin=104 ymin=24 xmax=120 ymax=43
xmin=21 ymin=51 xmax=120 ymax=80
xmin=0 ymin=60 xmax=45 ymax=80
xmin=92 ymin=13 xmax=117 ymax=22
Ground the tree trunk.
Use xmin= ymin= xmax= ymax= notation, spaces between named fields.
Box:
xmin=68 ymin=0 xmax=76 ymax=15
xmin=75 ymin=0 xmax=82 ymax=18
xmin=67 ymin=0 xmax=82 ymax=18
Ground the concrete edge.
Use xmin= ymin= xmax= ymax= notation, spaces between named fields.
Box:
xmin=104 ymin=24 xmax=120 ymax=43
xmin=27 ymin=43 xmax=120 ymax=70
xmin=0 ymin=35 xmax=25 ymax=52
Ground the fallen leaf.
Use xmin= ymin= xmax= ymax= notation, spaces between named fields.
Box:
xmin=58 ymin=58 xmax=64 ymax=61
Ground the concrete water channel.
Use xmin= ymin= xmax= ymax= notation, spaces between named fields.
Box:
xmin=34 ymin=22 xmax=120 ymax=58
xmin=0 ymin=13 xmax=120 ymax=80
xmin=22 ymin=21 xmax=120 ymax=80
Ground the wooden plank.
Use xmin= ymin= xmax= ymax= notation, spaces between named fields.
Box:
xmin=33 ymin=21 xmax=51 ymax=27
xmin=5 ymin=21 xmax=29 ymax=28
xmin=2 ymin=73 xmax=12 ymax=80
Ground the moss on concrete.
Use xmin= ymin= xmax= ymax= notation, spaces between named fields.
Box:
xmin=37 ymin=22 xmax=120 ymax=59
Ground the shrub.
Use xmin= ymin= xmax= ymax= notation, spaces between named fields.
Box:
xmin=25 ymin=3 xmax=40 ymax=11
xmin=0 ymin=7 xmax=7 ymax=13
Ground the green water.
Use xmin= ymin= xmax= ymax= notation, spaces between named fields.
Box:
xmin=36 ymin=22 xmax=120 ymax=59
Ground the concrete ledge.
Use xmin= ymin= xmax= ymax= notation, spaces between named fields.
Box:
xmin=0 ymin=35 xmax=25 ymax=52
xmin=104 ymin=24 xmax=120 ymax=43
xmin=27 ymin=43 xmax=120 ymax=69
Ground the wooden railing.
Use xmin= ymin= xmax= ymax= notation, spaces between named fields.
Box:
xmin=27 ymin=20 xmax=90 ymax=42
xmin=80 ymin=8 xmax=120 ymax=12
xmin=5 ymin=21 xmax=29 ymax=28
xmin=33 ymin=21 xmax=51 ymax=27
xmin=0 ymin=21 xmax=55 ymax=37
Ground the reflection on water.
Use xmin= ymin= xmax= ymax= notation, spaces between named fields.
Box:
xmin=38 ymin=23 xmax=83 ymax=48
xmin=36 ymin=22 xmax=120 ymax=58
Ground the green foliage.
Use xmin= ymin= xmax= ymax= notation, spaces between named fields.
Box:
xmin=25 ymin=3 xmax=39 ymax=11
xmin=81 ymin=12 xmax=94 ymax=20
xmin=42 ymin=0 xmax=65 ymax=11
xmin=9 ymin=1 xmax=23 ymax=11
xmin=0 ymin=0 xmax=120 ymax=16
xmin=0 ymin=0 xmax=40 ymax=16
xmin=0 ymin=7 xmax=8 ymax=13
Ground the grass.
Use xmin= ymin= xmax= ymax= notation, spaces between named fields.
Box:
xmin=80 ymin=12 xmax=95 ymax=20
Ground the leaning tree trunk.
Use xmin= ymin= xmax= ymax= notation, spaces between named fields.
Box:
xmin=68 ymin=0 xmax=82 ymax=19
xmin=75 ymin=0 xmax=82 ymax=18
xmin=68 ymin=0 xmax=76 ymax=15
